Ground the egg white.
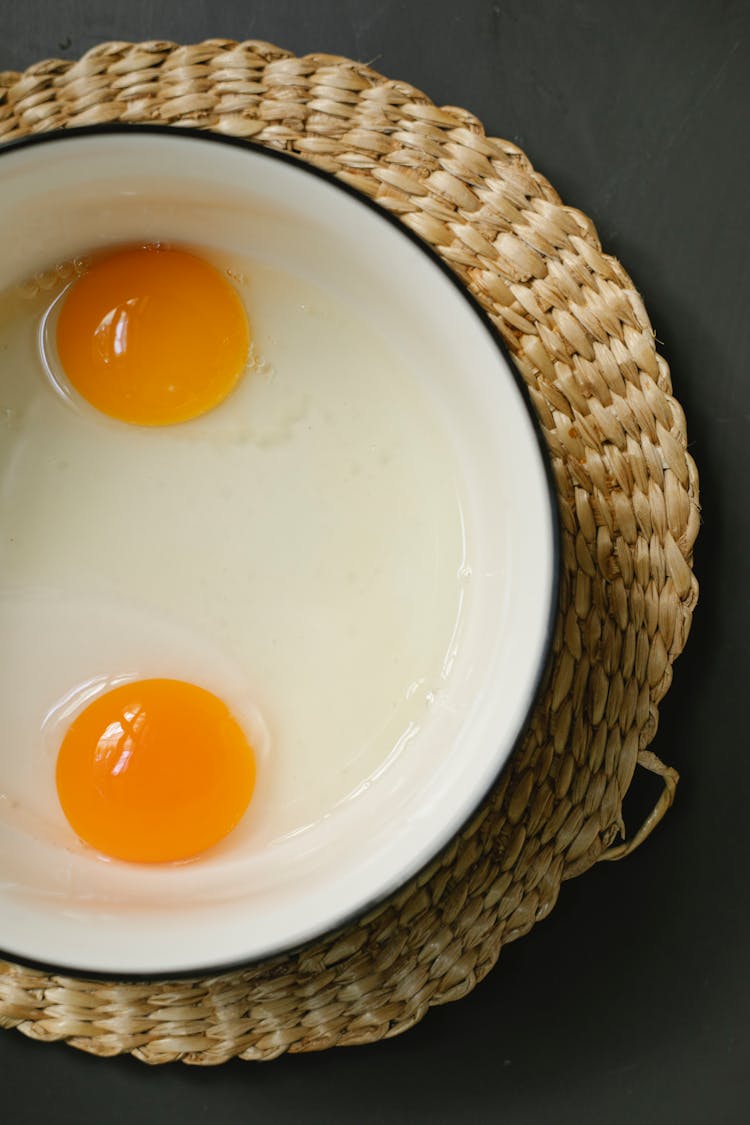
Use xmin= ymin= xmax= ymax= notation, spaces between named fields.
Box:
xmin=0 ymin=253 xmax=468 ymax=884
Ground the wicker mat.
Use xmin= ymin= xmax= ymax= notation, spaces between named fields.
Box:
xmin=0 ymin=40 xmax=699 ymax=1064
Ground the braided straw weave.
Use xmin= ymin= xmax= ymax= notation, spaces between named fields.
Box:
xmin=0 ymin=40 xmax=699 ymax=1064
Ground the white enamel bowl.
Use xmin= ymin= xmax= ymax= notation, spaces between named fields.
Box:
xmin=0 ymin=127 xmax=558 ymax=977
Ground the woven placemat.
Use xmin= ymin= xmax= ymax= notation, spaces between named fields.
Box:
xmin=0 ymin=40 xmax=699 ymax=1064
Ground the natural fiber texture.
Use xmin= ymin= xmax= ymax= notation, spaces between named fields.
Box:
xmin=0 ymin=40 xmax=699 ymax=1064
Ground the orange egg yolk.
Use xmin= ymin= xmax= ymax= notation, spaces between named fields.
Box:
xmin=55 ymin=679 xmax=256 ymax=863
xmin=56 ymin=245 xmax=250 ymax=426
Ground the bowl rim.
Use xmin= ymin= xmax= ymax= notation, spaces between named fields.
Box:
xmin=0 ymin=123 xmax=561 ymax=982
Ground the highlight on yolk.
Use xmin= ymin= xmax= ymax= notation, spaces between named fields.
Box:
xmin=55 ymin=245 xmax=250 ymax=426
xmin=55 ymin=679 xmax=256 ymax=863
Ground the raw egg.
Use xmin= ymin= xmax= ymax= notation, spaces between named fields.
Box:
xmin=55 ymin=678 xmax=256 ymax=863
xmin=55 ymin=245 xmax=250 ymax=426
xmin=0 ymin=253 xmax=467 ymax=888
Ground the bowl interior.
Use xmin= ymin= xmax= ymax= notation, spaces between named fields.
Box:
xmin=0 ymin=128 xmax=557 ymax=975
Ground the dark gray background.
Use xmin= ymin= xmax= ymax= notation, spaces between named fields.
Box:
xmin=1 ymin=1 xmax=748 ymax=1122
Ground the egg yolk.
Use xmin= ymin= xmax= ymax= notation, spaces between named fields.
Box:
xmin=55 ymin=679 xmax=256 ymax=863
xmin=56 ymin=245 xmax=250 ymax=426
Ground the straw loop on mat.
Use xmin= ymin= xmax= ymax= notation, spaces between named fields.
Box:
xmin=598 ymin=750 xmax=680 ymax=863
xmin=0 ymin=39 xmax=699 ymax=1064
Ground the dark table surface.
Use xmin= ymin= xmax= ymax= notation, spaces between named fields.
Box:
xmin=1 ymin=2 xmax=748 ymax=1122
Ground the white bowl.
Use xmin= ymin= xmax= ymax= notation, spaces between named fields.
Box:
xmin=0 ymin=127 xmax=558 ymax=977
